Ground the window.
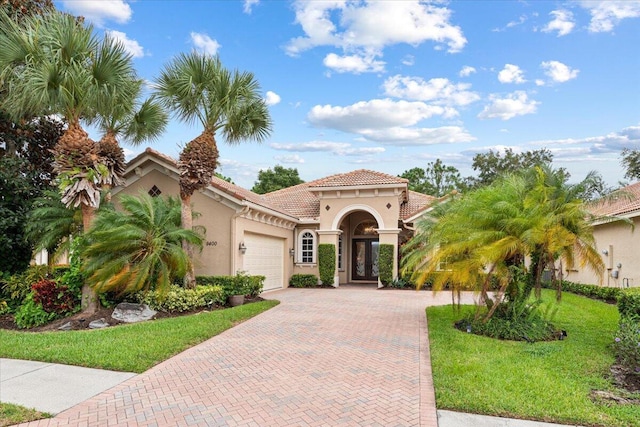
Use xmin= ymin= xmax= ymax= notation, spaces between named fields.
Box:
xmin=338 ymin=234 xmax=343 ymax=270
xmin=148 ymin=185 xmax=162 ymax=197
xmin=299 ymin=231 xmax=315 ymax=263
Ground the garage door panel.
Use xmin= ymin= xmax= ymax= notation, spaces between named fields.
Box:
xmin=243 ymin=233 xmax=284 ymax=291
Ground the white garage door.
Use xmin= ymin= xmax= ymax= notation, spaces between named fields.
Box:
xmin=243 ymin=233 xmax=284 ymax=291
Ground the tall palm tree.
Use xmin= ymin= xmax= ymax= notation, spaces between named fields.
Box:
xmin=83 ymin=193 xmax=203 ymax=295
xmin=154 ymin=52 xmax=272 ymax=287
xmin=0 ymin=10 xmax=143 ymax=312
xmin=402 ymin=165 xmax=606 ymax=321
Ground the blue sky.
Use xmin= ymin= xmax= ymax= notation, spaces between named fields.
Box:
xmin=55 ymin=0 xmax=640 ymax=189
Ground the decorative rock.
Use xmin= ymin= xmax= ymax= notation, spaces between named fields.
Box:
xmin=58 ymin=321 xmax=73 ymax=331
xmin=89 ymin=318 xmax=109 ymax=329
xmin=112 ymin=302 xmax=157 ymax=323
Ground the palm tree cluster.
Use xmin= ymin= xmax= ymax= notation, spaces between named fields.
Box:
xmin=402 ymin=165 xmax=606 ymax=323
xmin=0 ymin=8 xmax=272 ymax=310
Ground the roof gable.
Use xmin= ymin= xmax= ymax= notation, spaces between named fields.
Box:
xmin=308 ymin=169 xmax=408 ymax=188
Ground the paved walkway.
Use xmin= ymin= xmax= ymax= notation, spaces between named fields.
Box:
xmin=14 ymin=286 xmax=472 ymax=427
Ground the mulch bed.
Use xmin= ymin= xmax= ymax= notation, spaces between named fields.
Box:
xmin=0 ymin=297 xmax=264 ymax=333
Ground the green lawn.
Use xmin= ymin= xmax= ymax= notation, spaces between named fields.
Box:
xmin=427 ymin=290 xmax=640 ymax=427
xmin=0 ymin=300 xmax=278 ymax=373
xmin=0 ymin=402 xmax=48 ymax=427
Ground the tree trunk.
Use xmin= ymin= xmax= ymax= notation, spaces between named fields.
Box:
xmin=181 ymin=193 xmax=196 ymax=288
xmin=80 ymin=203 xmax=98 ymax=314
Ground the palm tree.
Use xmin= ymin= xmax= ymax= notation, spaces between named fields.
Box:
xmin=25 ymin=190 xmax=83 ymax=269
xmin=154 ymin=52 xmax=272 ymax=287
xmin=83 ymin=193 xmax=203 ymax=295
xmin=0 ymin=10 xmax=144 ymax=312
xmin=402 ymin=165 xmax=606 ymax=321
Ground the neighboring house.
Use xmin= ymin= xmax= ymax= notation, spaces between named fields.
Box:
xmin=565 ymin=182 xmax=640 ymax=288
xmin=112 ymin=148 xmax=436 ymax=291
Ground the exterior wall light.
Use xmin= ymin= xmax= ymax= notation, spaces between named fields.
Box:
xmin=239 ymin=242 xmax=247 ymax=254
xmin=289 ymin=248 xmax=295 ymax=257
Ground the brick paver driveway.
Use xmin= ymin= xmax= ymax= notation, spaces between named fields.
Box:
xmin=24 ymin=286 xmax=475 ymax=427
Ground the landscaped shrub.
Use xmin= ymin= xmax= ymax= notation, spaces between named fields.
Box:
xmin=541 ymin=280 xmax=622 ymax=302
xmin=388 ymin=276 xmax=415 ymax=289
xmin=245 ymin=275 xmax=265 ymax=298
xmin=289 ymin=274 xmax=319 ymax=288
xmin=136 ymin=285 xmax=225 ymax=313
xmin=0 ymin=265 xmax=49 ymax=306
xmin=378 ymin=244 xmax=394 ymax=286
xmin=31 ymin=279 xmax=78 ymax=315
xmin=14 ymin=293 xmax=57 ymax=329
xmin=613 ymin=319 xmax=640 ymax=376
xmin=618 ymin=292 xmax=640 ymax=321
xmin=318 ymin=244 xmax=335 ymax=286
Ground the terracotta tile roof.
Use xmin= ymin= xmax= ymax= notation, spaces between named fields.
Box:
xmin=264 ymin=182 xmax=320 ymax=219
xmin=400 ymin=191 xmax=437 ymax=221
xmin=308 ymin=169 xmax=408 ymax=188
xmin=131 ymin=150 xmax=435 ymax=222
xmin=589 ymin=181 xmax=640 ymax=217
xmin=136 ymin=148 xmax=295 ymax=218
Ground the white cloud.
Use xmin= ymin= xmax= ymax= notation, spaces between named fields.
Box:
xmin=308 ymin=98 xmax=456 ymax=133
xmin=478 ymin=91 xmax=539 ymax=120
xmin=535 ymin=79 xmax=545 ymax=86
xmin=323 ymin=52 xmax=385 ymax=74
xmin=459 ymin=66 xmax=476 ymax=77
xmin=530 ymin=125 xmax=640 ymax=155
xmin=286 ymin=0 xmax=466 ymax=73
xmin=492 ymin=14 xmax=528 ymax=32
xmin=542 ymin=10 xmax=575 ymax=36
xmin=190 ymin=32 xmax=221 ymax=55
xmin=541 ymin=60 xmax=579 ymax=83
xmin=106 ymin=30 xmax=144 ymax=58
xmin=243 ymin=0 xmax=259 ymax=14
xmin=579 ymin=1 xmax=640 ymax=33
xmin=360 ymin=126 xmax=475 ymax=145
xmin=498 ymin=64 xmax=526 ymax=84
xmin=274 ymin=154 xmax=305 ymax=164
xmin=402 ymin=55 xmax=415 ymax=66
xmin=382 ymin=75 xmax=480 ymax=107
xmin=271 ymin=141 xmax=385 ymax=156
xmin=61 ymin=0 xmax=132 ymax=27
xmin=265 ymin=91 xmax=281 ymax=106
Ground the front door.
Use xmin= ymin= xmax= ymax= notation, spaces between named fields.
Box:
xmin=352 ymin=239 xmax=379 ymax=281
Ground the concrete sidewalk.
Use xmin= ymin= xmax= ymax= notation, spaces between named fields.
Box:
xmin=0 ymin=358 xmax=135 ymax=415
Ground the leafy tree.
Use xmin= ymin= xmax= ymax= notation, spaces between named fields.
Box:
xmin=621 ymin=148 xmax=640 ymax=181
xmin=470 ymin=148 xmax=554 ymax=188
xmin=215 ymin=172 xmax=233 ymax=183
xmin=0 ymin=10 xmax=149 ymax=312
xmin=402 ymin=165 xmax=605 ymax=326
xmin=400 ymin=159 xmax=463 ymax=197
xmin=83 ymin=194 xmax=204 ymax=295
xmin=154 ymin=52 xmax=272 ymax=286
xmin=251 ymin=165 xmax=304 ymax=194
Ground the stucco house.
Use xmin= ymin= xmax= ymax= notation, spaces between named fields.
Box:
xmin=565 ymin=182 xmax=640 ymax=288
xmin=112 ymin=148 xmax=436 ymax=291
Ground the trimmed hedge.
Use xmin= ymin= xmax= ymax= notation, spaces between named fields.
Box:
xmin=289 ymin=274 xmax=319 ymax=288
xmin=318 ymin=244 xmax=336 ymax=286
xmin=196 ymin=274 xmax=265 ymax=298
xmin=378 ymin=244 xmax=394 ymax=286
xmin=618 ymin=292 xmax=640 ymax=321
xmin=541 ymin=280 xmax=622 ymax=302
xmin=135 ymin=285 xmax=225 ymax=313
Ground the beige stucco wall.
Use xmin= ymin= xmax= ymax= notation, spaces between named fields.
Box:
xmin=564 ymin=217 xmax=639 ymax=288
xmin=115 ymin=168 xmax=235 ymax=277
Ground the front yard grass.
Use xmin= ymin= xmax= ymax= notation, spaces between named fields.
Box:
xmin=0 ymin=300 xmax=278 ymax=373
xmin=427 ymin=290 xmax=640 ymax=427
xmin=0 ymin=402 xmax=48 ymax=427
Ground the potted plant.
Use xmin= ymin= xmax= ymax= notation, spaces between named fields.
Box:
xmin=227 ymin=272 xmax=249 ymax=307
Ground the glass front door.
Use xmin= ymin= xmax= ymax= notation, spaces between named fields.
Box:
xmin=352 ymin=239 xmax=379 ymax=281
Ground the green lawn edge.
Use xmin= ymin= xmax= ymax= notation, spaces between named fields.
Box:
xmin=426 ymin=290 xmax=639 ymax=427
xmin=0 ymin=300 xmax=279 ymax=373
xmin=0 ymin=402 xmax=49 ymax=427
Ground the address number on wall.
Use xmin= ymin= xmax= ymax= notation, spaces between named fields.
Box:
xmin=206 ymin=241 xmax=217 ymax=247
